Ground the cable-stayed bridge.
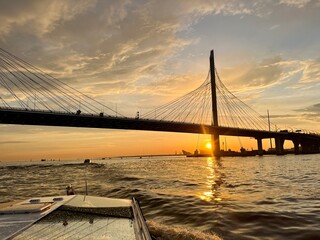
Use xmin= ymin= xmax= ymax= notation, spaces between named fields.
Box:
xmin=0 ymin=48 xmax=319 ymax=156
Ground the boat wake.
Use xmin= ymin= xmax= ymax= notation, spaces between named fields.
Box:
xmin=147 ymin=220 xmax=222 ymax=240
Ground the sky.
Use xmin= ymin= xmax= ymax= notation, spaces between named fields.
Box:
xmin=0 ymin=0 xmax=320 ymax=161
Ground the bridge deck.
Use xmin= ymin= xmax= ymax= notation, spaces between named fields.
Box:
xmin=1 ymin=108 xmax=319 ymax=142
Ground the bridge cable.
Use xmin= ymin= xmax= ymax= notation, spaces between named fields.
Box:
xmin=0 ymin=48 xmax=125 ymax=117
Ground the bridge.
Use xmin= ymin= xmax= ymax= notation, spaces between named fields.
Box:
xmin=0 ymin=48 xmax=319 ymax=156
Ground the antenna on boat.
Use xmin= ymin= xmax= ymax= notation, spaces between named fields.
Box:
xmin=83 ymin=179 xmax=88 ymax=201
xmin=83 ymin=161 xmax=89 ymax=201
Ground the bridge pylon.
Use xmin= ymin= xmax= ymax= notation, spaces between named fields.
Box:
xmin=210 ymin=50 xmax=220 ymax=157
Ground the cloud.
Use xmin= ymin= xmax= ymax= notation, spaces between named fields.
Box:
xmin=218 ymin=56 xmax=294 ymax=92
xmin=296 ymin=103 xmax=320 ymax=114
xmin=0 ymin=141 xmax=30 ymax=145
xmin=217 ymin=56 xmax=320 ymax=94
xmin=0 ymin=1 xmax=200 ymax=90
xmin=1 ymin=0 xmax=319 ymax=116
xmin=300 ymin=58 xmax=320 ymax=83
xmin=270 ymin=24 xmax=280 ymax=30
xmin=1 ymin=0 xmax=309 ymax=82
xmin=293 ymin=103 xmax=320 ymax=123
xmin=0 ymin=1 xmax=237 ymax=114
xmin=279 ymin=0 xmax=312 ymax=8
xmin=266 ymin=114 xmax=297 ymax=119
xmin=0 ymin=0 xmax=95 ymax=38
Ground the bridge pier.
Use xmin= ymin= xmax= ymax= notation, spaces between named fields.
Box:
xmin=316 ymin=141 xmax=320 ymax=153
xmin=275 ymin=137 xmax=285 ymax=155
xmin=301 ymin=141 xmax=311 ymax=153
xmin=301 ymin=140 xmax=320 ymax=154
xmin=211 ymin=133 xmax=220 ymax=157
xmin=256 ymin=138 xmax=263 ymax=156
xmin=293 ymin=140 xmax=300 ymax=154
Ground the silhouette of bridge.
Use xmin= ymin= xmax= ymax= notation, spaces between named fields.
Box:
xmin=0 ymin=48 xmax=319 ymax=156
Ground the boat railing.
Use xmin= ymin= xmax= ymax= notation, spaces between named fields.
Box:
xmin=132 ymin=198 xmax=152 ymax=240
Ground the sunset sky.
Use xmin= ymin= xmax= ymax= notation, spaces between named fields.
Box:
xmin=1 ymin=0 xmax=320 ymax=161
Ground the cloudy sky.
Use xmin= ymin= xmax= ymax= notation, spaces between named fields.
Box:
xmin=1 ymin=0 xmax=320 ymax=161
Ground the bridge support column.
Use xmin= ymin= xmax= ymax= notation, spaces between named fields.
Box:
xmin=301 ymin=140 xmax=320 ymax=153
xmin=256 ymin=138 xmax=263 ymax=156
xmin=315 ymin=141 xmax=320 ymax=153
xmin=293 ymin=140 xmax=300 ymax=154
xmin=301 ymin=140 xmax=312 ymax=153
xmin=275 ymin=137 xmax=285 ymax=155
xmin=310 ymin=140 xmax=320 ymax=153
xmin=211 ymin=133 xmax=220 ymax=157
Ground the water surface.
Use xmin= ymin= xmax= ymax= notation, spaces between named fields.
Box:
xmin=1 ymin=154 xmax=319 ymax=239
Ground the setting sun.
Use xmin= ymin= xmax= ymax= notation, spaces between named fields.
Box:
xmin=205 ymin=142 xmax=212 ymax=149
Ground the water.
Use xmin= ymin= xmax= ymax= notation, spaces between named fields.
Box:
xmin=0 ymin=155 xmax=319 ymax=240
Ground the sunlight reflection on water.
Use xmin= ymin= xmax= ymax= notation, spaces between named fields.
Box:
xmin=199 ymin=157 xmax=222 ymax=202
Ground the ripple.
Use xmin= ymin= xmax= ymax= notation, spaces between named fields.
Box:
xmin=1 ymin=155 xmax=319 ymax=240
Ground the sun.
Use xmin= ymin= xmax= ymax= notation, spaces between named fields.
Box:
xmin=205 ymin=142 xmax=212 ymax=149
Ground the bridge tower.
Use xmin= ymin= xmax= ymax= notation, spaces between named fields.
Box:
xmin=210 ymin=50 xmax=220 ymax=157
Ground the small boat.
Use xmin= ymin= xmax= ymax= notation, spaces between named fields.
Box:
xmin=83 ymin=159 xmax=91 ymax=164
xmin=0 ymin=194 xmax=152 ymax=239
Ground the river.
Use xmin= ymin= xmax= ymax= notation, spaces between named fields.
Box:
xmin=0 ymin=154 xmax=319 ymax=239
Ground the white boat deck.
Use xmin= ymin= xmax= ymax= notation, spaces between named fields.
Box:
xmin=12 ymin=216 xmax=135 ymax=240
xmin=65 ymin=195 xmax=131 ymax=208
xmin=0 ymin=196 xmax=75 ymax=240
xmin=0 ymin=195 xmax=151 ymax=240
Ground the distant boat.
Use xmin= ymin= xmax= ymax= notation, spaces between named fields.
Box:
xmin=83 ymin=159 xmax=91 ymax=164
xmin=182 ymin=150 xmax=192 ymax=156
